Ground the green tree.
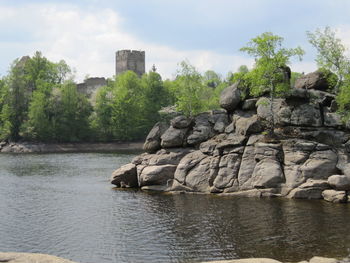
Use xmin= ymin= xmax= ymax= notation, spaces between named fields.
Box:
xmin=141 ymin=71 xmax=170 ymax=127
xmin=55 ymin=81 xmax=92 ymax=142
xmin=91 ymin=85 xmax=114 ymax=141
xmin=172 ymin=61 xmax=206 ymax=116
xmin=307 ymin=27 xmax=350 ymax=93
xmin=240 ymin=32 xmax=304 ymax=133
xmin=3 ymin=59 xmax=28 ymax=141
xmin=25 ymin=81 xmax=54 ymax=141
xmin=203 ymin=70 xmax=222 ymax=89
xmin=110 ymin=71 xmax=145 ymax=140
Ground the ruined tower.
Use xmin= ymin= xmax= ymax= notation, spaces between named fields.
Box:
xmin=115 ymin=50 xmax=145 ymax=77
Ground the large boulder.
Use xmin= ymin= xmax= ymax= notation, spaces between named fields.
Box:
xmin=212 ymin=110 xmax=229 ymax=133
xmin=295 ymin=70 xmax=332 ymax=91
xmin=300 ymin=150 xmax=338 ymax=180
xmin=185 ymin=156 xmax=213 ymax=192
xmin=110 ymin=163 xmax=138 ymax=188
xmin=233 ymin=112 xmax=262 ymax=136
xmin=139 ymin=164 xmax=177 ymax=187
xmin=327 ymin=175 xmax=350 ymax=190
xmin=161 ymin=126 xmax=188 ymax=148
xmin=174 ymin=151 xmax=207 ymax=184
xmin=219 ymin=83 xmax=241 ymax=111
xmin=213 ymin=153 xmax=241 ymax=190
xmin=288 ymin=179 xmax=330 ymax=199
xmin=143 ymin=122 xmax=169 ymax=153
xmin=251 ymin=159 xmax=284 ymax=188
xmin=323 ymin=108 xmax=343 ymax=128
xmin=322 ymin=189 xmax=347 ymax=203
xmin=290 ymin=103 xmax=322 ymax=127
xmin=171 ymin=115 xmax=192 ymax=129
xmin=187 ymin=112 xmax=214 ymax=145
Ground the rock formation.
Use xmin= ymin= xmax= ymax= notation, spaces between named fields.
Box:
xmin=111 ymin=70 xmax=350 ymax=203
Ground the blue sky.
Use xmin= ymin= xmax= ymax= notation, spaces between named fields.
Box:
xmin=1 ymin=0 xmax=350 ymax=81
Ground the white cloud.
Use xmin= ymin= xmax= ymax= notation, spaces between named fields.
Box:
xmin=0 ymin=3 xmax=255 ymax=81
xmin=8 ymin=2 xmax=350 ymax=81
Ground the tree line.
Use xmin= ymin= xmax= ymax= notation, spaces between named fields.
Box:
xmin=0 ymin=27 xmax=349 ymax=142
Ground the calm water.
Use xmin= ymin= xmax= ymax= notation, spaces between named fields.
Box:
xmin=0 ymin=153 xmax=350 ymax=263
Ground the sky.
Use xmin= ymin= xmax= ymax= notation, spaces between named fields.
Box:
xmin=1 ymin=0 xmax=350 ymax=82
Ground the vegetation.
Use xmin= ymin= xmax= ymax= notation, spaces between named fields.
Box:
xmin=1 ymin=27 xmax=349 ymax=142
xmin=307 ymin=27 xmax=350 ymax=120
xmin=240 ymin=32 xmax=304 ymax=132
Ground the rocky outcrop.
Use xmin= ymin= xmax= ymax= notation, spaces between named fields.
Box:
xmin=219 ymin=83 xmax=241 ymax=112
xmin=111 ymin=74 xmax=350 ymax=203
xmin=295 ymin=70 xmax=334 ymax=91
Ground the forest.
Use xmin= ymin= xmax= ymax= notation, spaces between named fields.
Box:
xmin=0 ymin=27 xmax=349 ymax=143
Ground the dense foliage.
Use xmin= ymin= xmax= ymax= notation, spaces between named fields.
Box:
xmin=307 ymin=27 xmax=350 ymax=120
xmin=240 ymin=32 xmax=304 ymax=132
xmin=1 ymin=27 xmax=349 ymax=142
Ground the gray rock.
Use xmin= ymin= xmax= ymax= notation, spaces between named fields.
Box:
xmin=251 ymin=159 xmax=284 ymax=188
xmin=174 ymin=151 xmax=207 ymax=184
xmin=143 ymin=122 xmax=169 ymax=153
xmin=288 ymin=179 xmax=330 ymax=199
xmin=322 ymin=189 xmax=347 ymax=203
xmin=328 ymin=175 xmax=350 ymax=190
xmin=187 ymin=112 xmax=214 ymax=145
xmin=308 ymin=89 xmax=335 ymax=105
xmin=110 ymin=163 xmax=138 ymax=188
xmin=234 ymin=114 xmax=262 ymax=136
xmin=295 ymin=70 xmax=331 ymax=91
xmin=213 ymin=153 xmax=241 ymax=189
xmin=212 ymin=112 xmax=229 ymax=133
xmin=343 ymin=163 xmax=350 ymax=176
xmin=242 ymin=98 xmax=258 ymax=110
xmin=254 ymin=142 xmax=283 ymax=162
xmin=323 ymin=108 xmax=343 ymax=128
xmin=257 ymin=98 xmax=287 ymax=125
xmin=290 ymin=103 xmax=322 ymax=127
xmin=238 ymin=145 xmax=257 ymax=189
xmin=219 ymin=83 xmax=241 ymax=111
xmin=300 ymin=150 xmax=338 ymax=180
xmin=171 ymin=115 xmax=192 ymax=129
xmin=148 ymin=149 xmax=191 ymax=166
xmin=225 ymin=122 xmax=235 ymax=133
xmin=139 ymin=164 xmax=177 ymax=186
xmin=161 ymin=127 xmax=188 ymax=148
xmin=221 ymin=188 xmax=279 ymax=198
xmin=287 ymin=87 xmax=308 ymax=99
xmin=184 ymin=156 xmax=213 ymax=192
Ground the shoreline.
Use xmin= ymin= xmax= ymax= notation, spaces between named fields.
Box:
xmin=0 ymin=252 xmax=348 ymax=263
xmin=0 ymin=141 xmax=143 ymax=153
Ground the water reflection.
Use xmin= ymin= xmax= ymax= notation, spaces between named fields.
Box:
xmin=0 ymin=153 xmax=350 ymax=263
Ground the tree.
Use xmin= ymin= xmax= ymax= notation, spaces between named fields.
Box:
xmin=307 ymin=27 xmax=350 ymax=93
xmin=91 ymin=85 xmax=114 ymax=141
xmin=172 ymin=61 xmax=206 ymax=117
xmin=55 ymin=81 xmax=92 ymax=142
xmin=110 ymin=71 xmax=145 ymax=140
xmin=141 ymin=71 xmax=170 ymax=128
xmin=240 ymin=32 xmax=304 ymax=133
xmin=203 ymin=70 xmax=222 ymax=89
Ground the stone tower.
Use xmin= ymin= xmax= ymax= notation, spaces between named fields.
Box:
xmin=115 ymin=50 xmax=145 ymax=77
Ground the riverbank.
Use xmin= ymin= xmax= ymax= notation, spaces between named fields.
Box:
xmin=0 ymin=253 xmax=349 ymax=263
xmin=0 ymin=141 xmax=143 ymax=153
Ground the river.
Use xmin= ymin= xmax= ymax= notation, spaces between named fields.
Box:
xmin=0 ymin=152 xmax=350 ymax=263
